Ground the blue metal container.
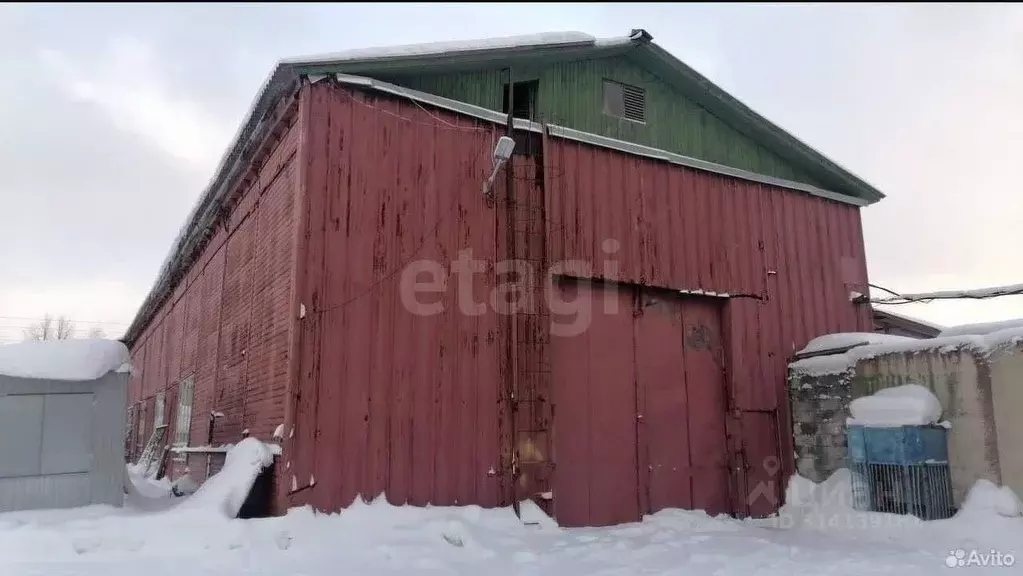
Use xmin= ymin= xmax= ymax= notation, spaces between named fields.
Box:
xmin=846 ymin=424 xmax=955 ymax=520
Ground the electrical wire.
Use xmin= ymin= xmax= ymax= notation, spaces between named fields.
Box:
xmin=868 ymin=281 xmax=1023 ymax=305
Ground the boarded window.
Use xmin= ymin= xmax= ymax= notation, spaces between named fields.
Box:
xmin=154 ymin=391 xmax=165 ymax=428
xmin=135 ymin=402 xmax=146 ymax=456
xmin=173 ymin=376 xmax=195 ymax=460
xmin=603 ymin=79 xmax=646 ymax=123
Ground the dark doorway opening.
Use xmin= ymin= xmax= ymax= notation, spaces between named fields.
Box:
xmin=237 ymin=459 xmax=276 ymax=519
xmin=502 ymin=80 xmax=539 ymax=121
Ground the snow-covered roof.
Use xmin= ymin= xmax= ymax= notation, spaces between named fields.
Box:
xmin=847 ymin=384 xmax=943 ymax=428
xmin=939 ymin=318 xmax=1023 ymax=338
xmin=122 ymin=29 xmax=886 ymax=347
xmin=871 ymin=308 xmax=943 ymax=338
xmin=282 ymin=31 xmax=602 ymax=66
xmin=797 ymin=332 xmax=916 ymax=358
xmin=0 ymin=339 xmax=131 ymax=381
xmin=790 ymin=326 xmax=1023 ymax=376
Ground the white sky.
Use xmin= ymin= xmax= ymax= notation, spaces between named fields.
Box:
xmin=0 ymin=3 xmax=1020 ymax=342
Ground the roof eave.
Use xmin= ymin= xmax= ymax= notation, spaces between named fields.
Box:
xmin=121 ymin=63 xmax=301 ymax=347
xmin=284 ymin=34 xmax=638 ymax=77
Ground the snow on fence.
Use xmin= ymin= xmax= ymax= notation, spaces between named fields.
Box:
xmin=788 ymin=326 xmax=1023 ymax=505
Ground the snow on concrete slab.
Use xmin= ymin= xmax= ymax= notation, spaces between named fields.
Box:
xmin=940 ymin=318 xmax=1023 ymax=337
xmin=0 ymin=338 xmax=130 ymax=381
xmin=847 ymin=384 xmax=943 ymax=427
xmin=790 ymin=326 xmax=1023 ymax=376
xmin=798 ymin=332 xmax=916 ymax=357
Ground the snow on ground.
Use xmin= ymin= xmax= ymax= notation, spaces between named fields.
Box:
xmin=0 ymin=338 xmax=130 ymax=380
xmin=847 ymin=384 xmax=944 ymax=427
xmin=1 ymin=440 xmax=1020 ymax=575
xmin=175 ymin=438 xmax=274 ymax=517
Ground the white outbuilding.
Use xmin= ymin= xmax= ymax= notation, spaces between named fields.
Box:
xmin=0 ymin=339 xmax=130 ymax=512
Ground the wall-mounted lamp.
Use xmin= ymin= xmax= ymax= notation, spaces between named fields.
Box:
xmin=482 ymin=136 xmax=516 ymax=199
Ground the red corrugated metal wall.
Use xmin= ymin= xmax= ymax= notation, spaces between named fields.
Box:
xmin=284 ymin=81 xmax=870 ymax=521
xmin=550 ymin=283 xmax=734 ymax=527
xmin=283 ymin=83 xmax=511 ymax=512
xmin=127 ymin=101 xmax=302 ymax=490
xmin=128 ymin=77 xmax=870 ymax=523
xmin=543 ymin=138 xmax=872 ymax=517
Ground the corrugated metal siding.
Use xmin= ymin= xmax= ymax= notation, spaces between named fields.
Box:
xmin=282 ymin=81 xmax=869 ymax=520
xmin=126 ymin=109 xmax=301 ymax=487
xmin=0 ymin=372 xmax=129 ymax=512
xmin=285 ymin=83 xmax=508 ymax=512
xmin=381 ymin=70 xmax=506 ymax=111
xmin=377 ymin=56 xmax=821 ymax=188
xmin=545 ymin=137 xmax=872 ymax=496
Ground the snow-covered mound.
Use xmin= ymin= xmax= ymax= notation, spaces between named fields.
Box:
xmin=4 ymin=459 xmax=1023 ymax=576
xmin=958 ymin=479 xmax=1022 ymax=518
xmin=0 ymin=338 xmax=130 ymax=381
xmin=125 ymin=466 xmax=173 ymax=500
xmin=847 ymin=384 xmax=943 ymax=427
xmin=798 ymin=332 xmax=915 ymax=356
xmin=790 ymin=324 xmax=1023 ymax=376
xmin=768 ymin=470 xmax=1023 ymax=558
xmin=177 ymin=437 xmax=274 ymax=518
xmin=939 ymin=318 xmax=1023 ymax=337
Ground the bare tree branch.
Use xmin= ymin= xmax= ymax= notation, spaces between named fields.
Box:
xmin=23 ymin=314 xmax=79 ymax=341
xmin=55 ymin=316 xmax=75 ymax=340
xmin=24 ymin=314 xmax=54 ymax=341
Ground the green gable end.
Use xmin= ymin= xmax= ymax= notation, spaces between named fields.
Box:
xmin=281 ymin=30 xmax=883 ymax=203
xmin=377 ymin=55 xmax=820 ymax=187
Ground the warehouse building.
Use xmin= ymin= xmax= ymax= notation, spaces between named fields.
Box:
xmin=123 ymin=29 xmax=885 ymax=526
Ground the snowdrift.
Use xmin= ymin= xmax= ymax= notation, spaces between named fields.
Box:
xmin=175 ymin=437 xmax=274 ymax=518
xmin=2 ymin=439 xmax=1020 ymax=575
xmin=847 ymin=384 xmax=943 ymax=427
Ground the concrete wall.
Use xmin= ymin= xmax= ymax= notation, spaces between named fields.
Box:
xmin=790 ymin=339 xmax=1020 ymax=507
xmin=856 ymin=348 xmax=999 ymax=503
xmin=0 ymin=370 xmax=127 ymax=512
xmin=988 ymin=340 xmax=1023 ymax=499
xmin=127 ymin=100 xmax=301 ymax=486
xmin=790 ymin=368 xmax=853 ymax=483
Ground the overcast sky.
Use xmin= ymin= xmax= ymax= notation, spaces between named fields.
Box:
xmin=0 ymin=3 xmax=1020 ymax=342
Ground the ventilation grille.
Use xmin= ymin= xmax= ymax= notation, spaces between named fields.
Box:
xmin=603 ymin=79 xmax=646 ymax=123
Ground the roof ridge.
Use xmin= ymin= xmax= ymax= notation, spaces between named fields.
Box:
xmin=281 ymin=31 xmax=598 ymax=67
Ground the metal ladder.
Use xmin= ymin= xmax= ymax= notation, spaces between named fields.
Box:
xmin=136 ymin=424 xmax=168 ymax=476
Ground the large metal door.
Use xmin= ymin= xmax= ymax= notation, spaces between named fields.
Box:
xmin=676 ymin=297 xmax=731 ymax=516
xmin=550 ymin=281 xmax=639 ymax=528
xmin=635 ymin=291 xmax=730 ymax=517
xmin=551 ymin=281 xmax=733 ymax=526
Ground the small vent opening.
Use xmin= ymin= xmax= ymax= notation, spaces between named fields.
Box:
xmin=603 ymin=79 xmax=646 ymax=123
